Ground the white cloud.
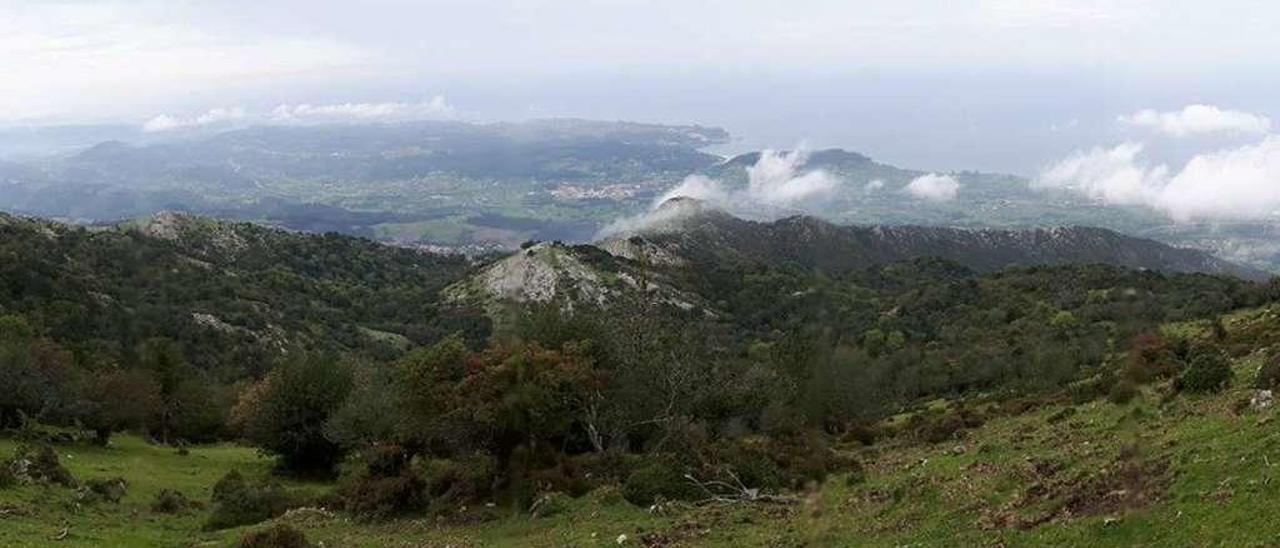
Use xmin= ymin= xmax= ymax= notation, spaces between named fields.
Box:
xmin=745 ymin=149 xmax=838 ymax=205
xmin=1034 ymin=143 xmax=1166 ymax=205
xmin=866 ymin=179 xmax=885 ymax=191
xmin=142 ymin=107 xmax=246 ymax=132
xmin=654 ymin=175 xmax=728 ymax=206
xmin=1120 ymin=104 xmax=1271 ymax=137
xmin=905 ymin=173 xmax=961 ymax=201
xmin=141 ymin=96 xmax=455 ymax=131
xmin=267 ymin=96 xmax=455 ymax=124
xmin=1036 ymin=137 xmax=1280 ymax=222
xmin=599 ymin=146 xmax=840 ymax=237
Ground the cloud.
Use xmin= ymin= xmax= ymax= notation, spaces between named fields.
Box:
xmin=1034 ymin=143 xmax=1166 ymax=205
xmin=141 ymin=96 xmax=455 ymax=131
xmin=267 ymin=96 xmax=455 ymax=124
xmin=745 ymin=149 xmax=837 ymax=205
xmin=1036 ymin=137 xmax=1280 ymax=222
xmin=142 ymin=107 xmax=247 ymax=132
xmin=654 ymin=175 xmax=729 ymax=206
xmin=905 ymin=173 xmax=961 ymax=201
xmin=865 ymin=179 xmax=885 ymax=191
xmin=598 ymin=146 xmax=840 ymax=237
xmin=1120 ymin=104 xmax=1271 ymax=137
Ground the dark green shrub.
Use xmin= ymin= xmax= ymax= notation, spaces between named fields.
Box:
xmin=1177 ymin=352 xmax=1232 ymax=393
xmin=1108 ymin=380 xmax=1139 ymax=404
xmin=205 ymin=470 xmax=294 ymax=530
xmin=7 ymin=443 xmax=75 ymax=487
xmin=152 ymin=489 xmax=198 ymax=514
xmin=622 ymin=457 xmax=697 ymax=506
xmin=416 ymin=455 xmax=498 ymax=508
xmin=0 ymin=463 xmax=14 ymax=488
xmin=79 ymin=477 xmax=128 ymax=503
xmin=529 ymin=491 xmax=571 ymax=518
xmin=916 ymin=414 xmax=966 ymax=444
xmin=239 ymin=524 xmax=312 ymax=548
xmin=1255 ymin=355 xmax=1280 ymax=390
xmin=1046 ymin=406 xmax=1077 ymax=424
xmin=330 ymin=446 xmax=425 ymax=519
xmin=1125 ymin=333 xmax=1181 ymax=383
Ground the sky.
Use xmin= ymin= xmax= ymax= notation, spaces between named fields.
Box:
xmin=3 ymin=0 xmax=1280 ymax=174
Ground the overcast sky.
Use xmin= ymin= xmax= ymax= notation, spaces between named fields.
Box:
xmin=4 ymin=0 xmax=1280 ymax=173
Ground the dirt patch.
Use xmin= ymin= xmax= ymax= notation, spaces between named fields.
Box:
xmin=982 ymin=451 xmax=1170 ymax=530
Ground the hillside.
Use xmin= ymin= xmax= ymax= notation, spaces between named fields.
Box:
xmin=605 ymin=199 xmax=1268 ymax=280
xmin=458 ymin=200 xmax=1266 ymax=318
xmin=1 ymin=209 xmax=1277 ymax=547
xmin=5 ymin=307 xmax=1280 ymax=546
xmin=0 ymin=211 xmax=487 ymax=375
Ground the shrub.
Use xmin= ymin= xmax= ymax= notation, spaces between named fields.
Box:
xmin=79 ymin=477 xmax=128 ymax=503
xmin=1177 ymin=351 xmax=1233 ymax=393
xmin=205 ymin=470 xmax=294 ymax=530
xmin=417 ymin=455 xmax=498 ymax=508
xmin=329 ymin=445 xmax=425 ymax=519
xmin=1255 ymin=355 xmax=1280 ymax=390
xmin=528 ymin=491 xmax=571 ymax=518
xmin=7 ymin=443 xmax=75 ymax=487
xmin=705 ymin=434 xmax=852 ymax=493
xmin=239 ymin=524 xmax=312 ymax=548
xmin=622 ymin=457 xmax=698 ymax=506
xmin=152 ymin=489 xmax=198 ymax=514
xmin=1108 ymin=380 xmax=1139 ymax=405
xmin=1125 ymin=333 xmax=1181 ymax=383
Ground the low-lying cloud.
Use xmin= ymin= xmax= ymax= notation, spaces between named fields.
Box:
xmin=599 ymin=148 xmax=839 ymax=237
xmin=905 ymin=173 xmax=960 ymax=201
xmin=1119 ymin=104 xmax=1271 ymax=137
xmin=268 ymin=96 xmax=455 ymax=124
xmin=143 ymin=107 xmax=247 ymax=132
xmin=142 ymin=96 xmax=455 ymax=132
xmin=744 ymin=149 xmax=837 ymax=205
xmin=1036 ymin=137 xmax=1280 ymax=222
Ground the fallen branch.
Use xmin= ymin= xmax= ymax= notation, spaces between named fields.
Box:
xmin=683 ymin=470 xmax=799 ymax=506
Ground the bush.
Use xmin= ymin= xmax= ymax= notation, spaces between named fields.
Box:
xmin=329 ymin=445 xmax=426 ymax=519
xmin=1125 ymin=333 xmax=1181 ymax=383
xmin=417 ymin=455 xmax=498 ymax=508
xmin=704 ymin=434 xmax=851 ymax=493
xmin=205 ymin=471 xmax=294 ymax=530
xmin=1178 ymin=351 xmax=1233 ymax=393
xmin=528 ymin=491 xmax=571 ymax=518
xmin=622 ymin=457 xmax=697 ymax=506
xmin=1108 ymin=380 xmax=1139 ymax=405
xmin=7 ymin=443 xmax=75 ymax=487
xmin=1255 ymin=355 xmax=1280 ymax=390
xmin=79 ymin=477 xmax=128 ymax=503
xmin=152 ymin=489 xmax=198 ymax=514
xmin=239 ymin=524 xmax=312 ymax=548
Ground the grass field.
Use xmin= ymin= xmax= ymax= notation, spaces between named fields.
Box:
xmin=4 ymin=317 xmax=1280 ymax=546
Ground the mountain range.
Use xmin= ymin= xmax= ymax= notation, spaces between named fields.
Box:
xmin=1 ymin=119 xmax=1278 ymax=272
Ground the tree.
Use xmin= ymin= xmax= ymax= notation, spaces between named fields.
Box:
xmin=0 ymin=315 xmax=74 ymax=428
xmin=239 ymin=355 xmax=354 ymax=474
xmin=74 ymin=367 xmax=162 ymax=446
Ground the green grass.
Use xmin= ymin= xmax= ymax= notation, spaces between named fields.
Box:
xmin=7 ymin=335 xmax=1280 ymax=546
xmin=0 ymin=436 xmax=322 ymax=547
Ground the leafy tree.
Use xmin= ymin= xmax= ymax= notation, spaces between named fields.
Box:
xmin=73 ymin=367 xmax=162 ymax=446
xmin=238 ymin=355 xmax=354 ymax=474
xmin=0 ymin=315 xmax=74 ymax=428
